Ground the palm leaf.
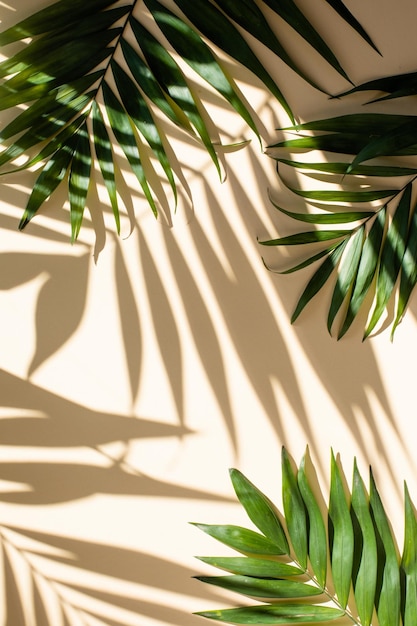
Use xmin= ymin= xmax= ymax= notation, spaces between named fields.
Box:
xmin=194 ymin=448 xmax=417 ymax=626
xmin=0 ymin=0 xmax=374 ymax=236
xmin=266 ymin=105 xmax=417 ymax=338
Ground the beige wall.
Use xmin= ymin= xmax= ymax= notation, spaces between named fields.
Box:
xmin=0 ymin=1 xmax=417 ymax=625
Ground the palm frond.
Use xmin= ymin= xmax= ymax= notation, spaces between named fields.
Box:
xmin=194 ymin=447 xmax=414 ymax=626
xmin=264 ymin=109 xmax=417 ymax=339
xmin=0 ymin=0 xmax=373 ymax=237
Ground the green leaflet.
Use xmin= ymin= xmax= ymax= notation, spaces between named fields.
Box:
xmin=0 ymin=0 xmax=117 ymax=45
xmin=261 ymin=0 xmax=350 ymax=82
xmin=19 ymin=136 xmax=78 ymax=230
xmin=281 ymin=448 xmax=307 ymax=569
xmin=129 ymin=16 xmax=222 ymax=179
xmin=364 ymin=185 xmax=411 ymax=339
xmin=401 ymin=484 xmax=417 ymax=626
xmin=196 ymin=575 xmax=323 ymax=599
xmin=282 ymin=113 xmax=415 ymax=135
xmin=68 ymin=121 xmax=92 ymax=242
xmin=144 ymin=0 xmax=261 ymax=142
xmin=290 ymin=187 xmax=397 ymax=204
xmin=172 ymin=0 xmax=295 ymax=123
xmin=349 ymin=118 xmax=417 ymax=171
xmin=392 ymin=200 xmax=417 ymax=338
xmin=270 ymin=198 xmax=374 ymax=224
xmin=264 ymin=242 xmax=344 ymax=275
xmin=259 ymin=230 xmax=350 ymax=246
xmin=336 ymin=71 xmax=417 ymax=100
xmin=102 ymin=80 xmax=158 ymax=217
xmin=196 ymin=556 xmax=303 ymax=578
xmin=327 ymin=226 xmax=364 ymax=334
xmin=111 ymin=59 xmax=177 ymax=204
xmin=328 ymin=451 xmax=354 ymax=609
xmin=351 ymin=461 xmax=377 ymax=626
xmin=195 ymin=449 xmax=417 ymax=626
xmin=195 ymin=604 xmax=345 ymax=624
xmin=324 ymin=0 xmax=380 ymax=53
xmin=291 ymin=240 xmax=348 ymax=323
xmin=274 ymin=158 xmax=417 ymax=177
xmin=229 ymin=469 xmax=289 ymax=554
xmin=91 ymin=102 xmax=120 ymax=234
xmin=192 ymin=524 xmax=286 ymax=556
xmin=369 ymin=469 xmax=400 ymax=626
xmin=297 ymin=451 xmax=327 ymax=588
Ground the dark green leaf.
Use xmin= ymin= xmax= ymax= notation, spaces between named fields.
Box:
xmin=196 ymin=575 xmax=322 ymax=599
xmin=270 ymin=133 xmax=372 ymax=154
xmin=282 ymin=114 xmax=414 ymax=135
xmin=172 ymin=0 xmax=295 ymax=122
xmin=263 ymin=242 xmax=342 ymax=275
xmin=196 ymin=556 xmax=304 ymax=578
xmin=328 ymin=451 xmax=354 ymax=609
xmin=259 ymin=230 xmax=349 ymax=246
xmin=401 ymin=484 xmax=417 ymax=626
xmin=271 ymin=201 xmax=373 ymax=224
xmin=338 ymin=208 xmax=387 ymax=338
xmin=19 ymin=136 xmax=77 ymax=230
xmin=327 ymin=226 xmax=364 ymax=334
xmin=195 ymin=604 xmax=345 ymax=623
xmin=297 ymin=451 xmax=327 ymax=588
xmin=129 ymin=16 xmax=222 ymax=178
xmin=369 ymin=469 xmax=400 ymax=626
xmin=144 ymin=0 xmax=261 ymax=141
xmin=291 ymin=240 xmax=347 ymax=323
xmin=192 ymin=524 xmax=287 ymax=556
xmin=336 ymin=71 xmax=417 ymax=99
xmin=102 ymin=80 xmax=158 ymax=216
xmin=261 ymin=0 xmax=350 ymax=82
xmin=364 ymin=185 xmax=411 ymax=339
xmin=111 ymin=59 xmax=177 ymax=204
xmin=274 ymin=158 xmax=417 ymax=177
xmin=392 ymin=200 xmax=417 ymax=338
xmin=290 ymin=187 xmax=396 ymax=203
xmin=281 ymin=448 xmax=307 ymax=569
xmin=0 ymin=0 xmax=117 ymax=45
xmin=351 ymin=460 xmax=377 ymax=626
xmin=349 ymin=118 xmax=417 ymax=171
xmin=324 ymin=0 xmax=380 ymax=53
xmin=91 ymin=102 xmax=120 ymax=234
xmin=229 ymin=469 xmax=289 ymax=554
xmin=68 ymin=121 xmax=92 ymax=242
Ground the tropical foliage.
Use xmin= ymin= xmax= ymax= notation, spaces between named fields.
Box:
xmin=0 ymin=0 xmax=375 ymax=240
xmin=263 ymin=75 xmax=417 ymax=339
xmin=194 ymin=447 xmax=416 ymax=626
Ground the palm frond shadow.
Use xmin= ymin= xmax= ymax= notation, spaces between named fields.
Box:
xmin=0 ymin=524 xmax=226 ymax=626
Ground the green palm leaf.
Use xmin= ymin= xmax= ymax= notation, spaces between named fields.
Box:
xmin=194 ymin=448 xmax=416 ymax=626
xmin=0 ymin=0 xmax=374 ymax=236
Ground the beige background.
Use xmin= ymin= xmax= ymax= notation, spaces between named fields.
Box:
xmin=0 ymin=1 xmax=417 ymax=625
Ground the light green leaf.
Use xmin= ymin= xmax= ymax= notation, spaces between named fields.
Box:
xmin=327 ymin=226 xmax=364 ymax=334
xmin=297 ymin=451 xmax=327 ymax=588
xmin=290 ymin=187 xmax=396 ymax=203
xmin=192 ymin=524 xmax=287 ymax=556
xmin=328 ymin=450 xmax=354 ymax=609
xmin=196 ymin=575 xmax=322 ymax=599
xmin=229 ymin=469 xmax=289 ymax=554
xmin=271 ymin=202 xmax=373 ymax=224
xmin=338 ymin=208 xmax=386 ymax=339
xmin=196 ymin=556 xmax=303 ymax=578
xmin=281 ymin=448 xmax=307 ymax=569
xmin=69 ymin=121 xmax=92 ymax=242
xmin=195 ymin=604 xmax=345 ymax=623
xmin=351 ymin=460 xmax=377 ymax=626
xmin=264 ymin=243 xmax=344 ymax=275
xmin=364 ymin=185 xmax=411 ymax=339
xmin=369 ymin=469 xmax=400 ymax=626
xmin=291 ymin=240 xmax=348 ymax=323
